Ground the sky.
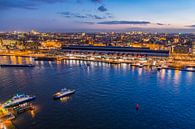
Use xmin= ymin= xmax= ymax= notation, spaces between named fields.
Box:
xmin=1 ymin=0 xmax=195 ymax=32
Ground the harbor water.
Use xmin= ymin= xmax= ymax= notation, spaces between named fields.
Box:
xmin=0 ymin=56 xmax=195 ymax=129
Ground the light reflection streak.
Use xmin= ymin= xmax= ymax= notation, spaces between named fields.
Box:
xmin=18 ymin=56 xmax=22 ymax=64
xmin=138 ymin=68 xmax=143 ymax=76
xmin=167 ymin=69 xmax=172 ymax=81
xmin=131 ymin=65 xmax=135 ymax=72
xmin=29 ymin=104 xmax=40 ymax=118
xmin=158 ymin=69 xmax=166 ymax=80
xmin=60 ymin=96 xmax=71 ymax=103
xmin=10 ymin=56 xmax=17 ymax=64
xmin=172 ymin=69 xmax=181 ymax=92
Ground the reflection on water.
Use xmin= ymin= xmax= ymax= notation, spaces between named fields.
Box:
xmin=29 ymin=106 xmax=38 ymax=118
xmin=187 ymin=72 xmax=193 ymax=81
xmin=0 ymin=56 xmax=34 ymax=65
xmin=30 ymin=110 xmax=36 ymax=118
xmin=138 ymin=67 xmax=143 ymax=76
xmin=167 ymin=69 xmax=172 ymax=81
xmin=59 ymin=96 xmax=71 ymax=103
xmin=159 ymin=69 xmax=166 ymax=80
xmin=173 ymin=70 xmax=181 ymax=86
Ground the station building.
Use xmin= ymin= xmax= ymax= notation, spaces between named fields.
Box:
xmin=62 ymin=46 xmax=169 ymax=57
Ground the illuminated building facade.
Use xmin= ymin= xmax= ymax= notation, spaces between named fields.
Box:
xmin=192 ymin=41 xmax=195 ymax=54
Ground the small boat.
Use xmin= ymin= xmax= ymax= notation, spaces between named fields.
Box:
xmin=137 ymin=63 xmax=144 ymax=68
xmin=133 ymin=63 xmax=144 ymax=68
xmin=2 ymin=94 xmax=36 ymax=108
xmin=136 ymin=104 xmax=140 ymax=110
xmin=53 ymin=88 xmax=75 ymax=99
xmin=156 ymin=66 xmax=162 ymax=71
xmin=34 ymin=57 xmax=56 ymax=61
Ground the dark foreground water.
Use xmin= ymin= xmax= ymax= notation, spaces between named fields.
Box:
xmin=0 ymin=56 xmax=195 ymax=129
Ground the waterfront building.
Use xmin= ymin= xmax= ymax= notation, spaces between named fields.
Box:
xmin=40 ymin=41 xmax=62 ymax=49
xmin=62 ymin=46 xmax=169 ymax=57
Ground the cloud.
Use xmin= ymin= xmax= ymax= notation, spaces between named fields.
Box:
xmin=90 ymin=0 xmax=103 ymax=3
xmin=0 ymin=0 xmax=37 ymax=10
xmin=81 ymin=22 xmax=96 ymax=25
xmin=32 ymin=0 xmax=68 ymax=3
xmin=98 ymin=5 xmax=107 ymax=12
xmin=156 ymin=23 xmax=171 ymax=26
xmin=87 ymin=14 xmax=106 ymax=19
xmin=156 ymin=23 xmax=164 ymax=26
xmin=58 ymin=11 xmax=107 ymax=19
xmin=0 ymin=0 xmax=102 ymax=10
xmin=94 ymin=15 xmax=105 ymax=19
xmin=0 ymin=0 xmax=70 ymax=10
xmin=187 ymin=25 xmax=195 ymax=27
xmin=97 ymin=21 xmax=151 ymax=25
xmin=58 ymin=12 xmax=88 ymax=19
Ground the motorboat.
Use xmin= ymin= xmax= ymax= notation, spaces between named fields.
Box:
xmin=53 ymin=88 xmax=75 ymax=99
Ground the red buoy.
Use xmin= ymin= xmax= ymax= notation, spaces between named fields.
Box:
xmin=136 ymin=104 xmax=140 ymax=110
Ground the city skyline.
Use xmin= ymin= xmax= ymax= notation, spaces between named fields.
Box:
xmin=1 ymin=0 xmax=195 ymax=32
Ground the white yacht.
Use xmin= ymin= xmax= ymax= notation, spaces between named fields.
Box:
xmin=53 ymin=88 xmax=75 ymax=99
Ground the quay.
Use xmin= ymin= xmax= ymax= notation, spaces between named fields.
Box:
xmin=0 ymin=105 xmax=15 ymax=129
xmin=1 ymin=49 xmax=195 ymax=72
xmin=1 ymin=102 xmax=35 ymax=129
xmin=0 ymin=106 xmax=15 ymax=121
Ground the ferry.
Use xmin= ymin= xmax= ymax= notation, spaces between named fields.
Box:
xmin=2 ymin=94 xmax=36 ymax=108
xmin=0 ymin=64 xmax=35 ymax=67
xmin=53 ymin=88 xmax=75 ymax=99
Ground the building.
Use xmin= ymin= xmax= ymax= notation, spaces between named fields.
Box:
xmin=62 ymin=46 xmax=169 ymax=57
xmin=192 ymin=41 xmax=195 ymax=54
xmin=0 ymin=38 xmax=3 ymax=48
xmin=40 ymin=41 xmax=62 ymax=49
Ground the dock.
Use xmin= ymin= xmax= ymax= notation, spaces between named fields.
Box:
xmin=0 ymin=106 xmax=15 ymax=121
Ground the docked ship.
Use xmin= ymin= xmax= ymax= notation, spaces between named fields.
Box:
xmin=53 ymin=88 xmax=75 ymax=99
xmin=0 ymin=64 xmax=35 ymax=67
xmin=2 ymin=94 xmax=36 ymax=108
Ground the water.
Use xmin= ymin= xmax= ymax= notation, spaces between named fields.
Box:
xmin=0 ymin=56 xmax=195 ymax=129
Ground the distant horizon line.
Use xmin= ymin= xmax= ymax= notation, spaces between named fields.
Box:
xmin=1 ymin=27 xmax=195 ymax=34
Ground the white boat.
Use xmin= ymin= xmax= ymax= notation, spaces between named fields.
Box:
xmin=53 ymin=88 xmax=75 ymax=99
xmin=2 ymin=94 xmax=36 ymax=108
xmin=135 ymin=63 xmax=144 ymax=68
xmin=157 ymin=66 xmax=162 ymax=70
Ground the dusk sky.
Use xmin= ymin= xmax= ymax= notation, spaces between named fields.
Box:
xmin=1 ymin=0 xmax=195 ymax=32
